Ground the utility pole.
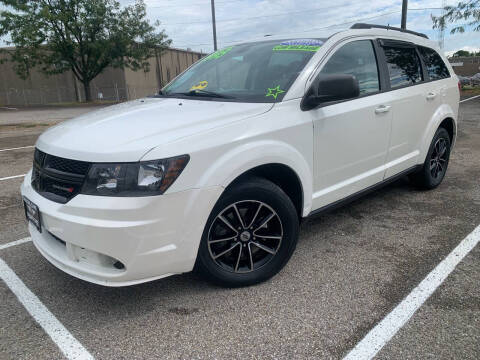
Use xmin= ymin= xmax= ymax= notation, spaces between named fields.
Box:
xmin=210 ymin=0 xmax=218 ymax=51
xmin=438 ymin=0 xmax=446 ymax=49
xmin=401 ymin=0 xmax=408 ymax=29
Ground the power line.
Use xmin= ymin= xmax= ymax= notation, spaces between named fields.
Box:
xmin=160 ymin=5 xmax=446 ymax=26
xmin=161 ymin=0 xmax=247 ymax=7
xmin=288 ymin=10 xmax=402 ymax=33
xmin=409 ymin=7 xmax=444 ymax=10
xmin=146 ymin=0 xmax=245 ymax=4
xmin=159 ymin=5 xmax=340 ymax=26
xmin=122 ymin=0 xmax=248 ymax=9
xmin=172 ymin=7 xmax=446 ymax=48
xmin=173 ymin=9 xmax=402 ymax=48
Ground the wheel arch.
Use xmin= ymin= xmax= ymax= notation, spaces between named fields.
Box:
xmin=419 ymin=105 xmax=457 ymax=164
xmin=227 ymin=163 xmax=304 ymax=220
xmin=195 ymin=140 xmax=313 ymax=217
xmin=438 ymin=117 xmax=456 ymax=145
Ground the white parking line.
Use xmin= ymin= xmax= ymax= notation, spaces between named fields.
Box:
xmin=460 ymin=94 xmax=480 ymax=103
xmin=0 ymin=237 xmax=31 ymax=251
xmin=0 ymin=174 xmax=26 ymax=181
xmin=0 ymin=258 xmax=95 ymax=360
xmin=0 ymin=145 xmax=35 ymax=152
xmin=344 ymin=224 xmax=480 ymax=360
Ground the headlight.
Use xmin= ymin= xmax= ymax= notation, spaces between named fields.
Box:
xmin=81 ymin=155 xmax=189 ymax=196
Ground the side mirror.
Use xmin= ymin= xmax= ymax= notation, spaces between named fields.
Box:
xmin=303 ymin=74 xmax=360 ymax=110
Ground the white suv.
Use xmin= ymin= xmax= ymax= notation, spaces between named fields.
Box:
xmin=21 ymin=24 xmax=459 ymax=287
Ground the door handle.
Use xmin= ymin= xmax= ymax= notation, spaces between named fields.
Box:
xmin=375 ymin=105 xmax=391 ymax=114
xmin=426 ymin=92 xmax=437 ymax=100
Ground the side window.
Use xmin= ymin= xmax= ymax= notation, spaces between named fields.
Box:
xmin=320 ymin=40 xmax=380 ymax=95
xmin=383 ymin=45 xmax=423 ymax=88
xmin=418 ymin=46 xmax=450 ymax=80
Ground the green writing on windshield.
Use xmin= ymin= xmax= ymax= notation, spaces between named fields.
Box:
xmin=273 ymin=44 xmax=321 ymax=52
xmin=266 ymin=85 xmax=285 ymax=100
xmin=202 ymin=46 xmax=233 ymax=61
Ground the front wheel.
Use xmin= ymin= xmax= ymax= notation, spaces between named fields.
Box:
xmin=409 ymin=127 xmax=451 ymax=189
xmin=196 ymin=177 xmax=299 ymax=287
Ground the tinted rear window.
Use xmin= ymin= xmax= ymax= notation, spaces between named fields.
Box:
xmin=418 ymin=46 xmax=450 ymax=80
xmin=383 ymin=46 xmax=423 ymax=88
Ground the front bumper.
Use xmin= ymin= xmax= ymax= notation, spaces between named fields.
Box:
xmin=21 ymin=170 xmax=223 ymax=286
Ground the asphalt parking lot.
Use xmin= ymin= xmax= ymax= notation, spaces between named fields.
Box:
xmin=0 ymin=98 xmax=479 ymax=359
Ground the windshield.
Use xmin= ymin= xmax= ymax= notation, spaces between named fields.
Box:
xmin=162 ymin=39 xmax=325 ymax=102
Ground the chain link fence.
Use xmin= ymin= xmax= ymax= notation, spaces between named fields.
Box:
xmin=0 ymin=86 xmax=77 ymax=106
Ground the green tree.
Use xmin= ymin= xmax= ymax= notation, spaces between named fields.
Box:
xmin=0 ymin=0 xmax=171 ymax=101
xmin=432 ymin=0 xmax=480 ymax=34
xmin=452 ymin=49 xmax=473 ymax=57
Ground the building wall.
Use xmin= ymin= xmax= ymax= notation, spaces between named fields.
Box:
xmin=123 ymin=56 xmax=158 ymax=100
xmin=123 ymin=48 xmax=203 ymax=100
xmin=156 ymin=48 xmax=203 ymax=88
xmin=0 ymin=47 xmax=203 ymax=105
xmin=0 ymin=57 xmax=78 ymax=105
xmin=449 ymin=57 xmax=480 ymax=76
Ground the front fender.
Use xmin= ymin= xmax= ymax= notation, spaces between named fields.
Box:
xmin=196 ymin=140 xmax=313 ymax=216
xmin=418 ymin=103 xmax=457 ymax=164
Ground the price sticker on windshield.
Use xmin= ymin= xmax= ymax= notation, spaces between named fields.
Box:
xmin=273 ymin=39 xmax=324 ymax=52
xmin=190 ymin=81 xmax=209 ymax=91
xmin=202 ymin=46 xmax=233 ymax=61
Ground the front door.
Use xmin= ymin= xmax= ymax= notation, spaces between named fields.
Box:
xmin=309 ymin=39 xmax=392 ymax=210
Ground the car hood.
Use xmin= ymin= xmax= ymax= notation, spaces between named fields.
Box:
xmin=36 ymin=98 xmax=273 ymax=162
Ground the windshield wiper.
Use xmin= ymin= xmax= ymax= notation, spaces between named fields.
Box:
xmin=150 ymin=89 xmax=165 ymax=98
xmin=170 ymin=89 xmax=234 ymax=99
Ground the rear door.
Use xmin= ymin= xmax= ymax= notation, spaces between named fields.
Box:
xmin=417 ymin=45 xmax=452 ymax=114
xmin=379 ymin=39 xmax=428 ymax=178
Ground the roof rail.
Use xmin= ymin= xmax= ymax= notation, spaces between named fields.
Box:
xmin=350 ymin=23 xmax=429 ymax=39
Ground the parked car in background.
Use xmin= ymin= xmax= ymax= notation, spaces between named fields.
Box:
xmin=21 ymin=24 xmax=459 ymax=287
xmin=458 ymin=75 xmax=471 ymax=87
xmin=471 ymin=73 xmax=480 ymax=86
xmin=457 ymin=73 xmax=480 ymax=87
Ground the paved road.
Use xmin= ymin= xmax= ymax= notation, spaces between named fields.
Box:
xmin=0 ymin=100 xmax=479 ymax=359
xmin=0 ymin=104 xmax=106 ymax=125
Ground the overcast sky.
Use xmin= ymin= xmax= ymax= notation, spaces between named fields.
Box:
xmin=120 ymin=0 xmax=478 ymax=55
xmin=1 ymin=0 xmax=479 ymax=55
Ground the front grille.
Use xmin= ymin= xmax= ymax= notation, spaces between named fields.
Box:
xmin=34 ymin=148 xmax=46 ymax=164
xmin=32 ymin=149 xmax=91 ymax=204
xmin=44 ymin=155 xmax=90 ymax=175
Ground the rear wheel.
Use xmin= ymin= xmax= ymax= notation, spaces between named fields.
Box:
xmin=196 ymin=177 xmax=299 ymax=287
xmin=409 ymin=127 xmax=451 ymax=189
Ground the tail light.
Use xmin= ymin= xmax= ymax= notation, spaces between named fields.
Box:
xmin=458 ymin=81 xmax=461 ymax=92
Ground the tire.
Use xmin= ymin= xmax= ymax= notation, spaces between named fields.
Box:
xmin=409 ymin=127 xmax=451 ymax=189
xmin=196 ymin=177 xmax=299 ymax=287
